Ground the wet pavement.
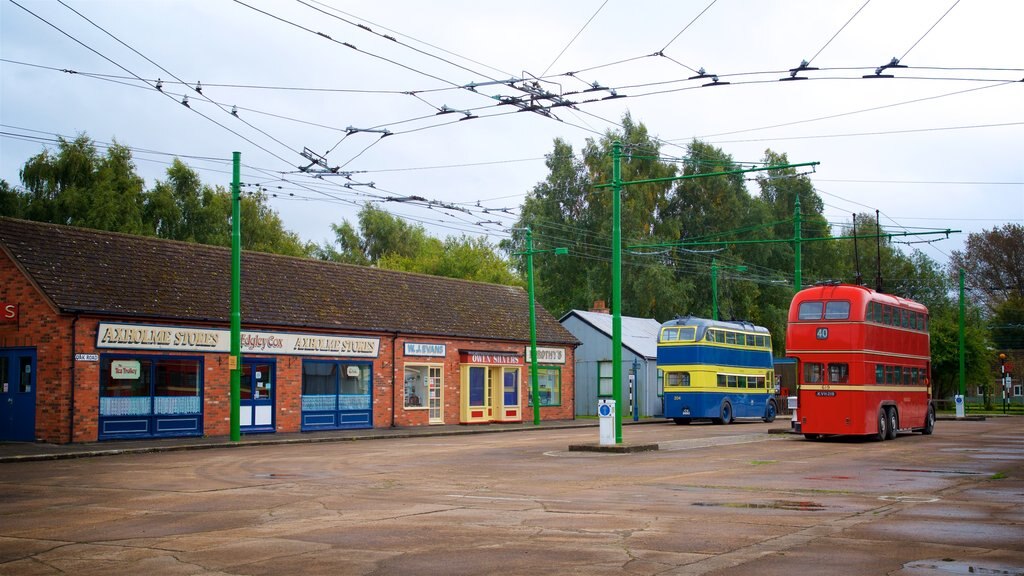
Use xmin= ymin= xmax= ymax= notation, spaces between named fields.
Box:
xmin=1 ymin=417 xmax=1021 ymax=575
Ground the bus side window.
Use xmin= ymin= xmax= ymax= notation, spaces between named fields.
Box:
xmin=876 ymin=364 xmax=884 ymax=384
xmin=882 ymin=306 xmax=891 ymax=325
xmin=725 ymin=332 xmax=737 ymax=345
xmin=745 ymin=334 xmax=755 ymax=346
xmin=715 ymin=331 xmax=725 ymax=343
xmin=717 ymin=374 xmax=726 ymax=387
xmin=828 ymin=363 xmax=848 ymax=383
xmin=706 ymin=330 xmax=715 ymax=342
xmin=804 ymin=363 xmax=823 ymax=383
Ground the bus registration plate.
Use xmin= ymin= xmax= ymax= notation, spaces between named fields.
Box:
xmin=816 ymin=391 xmax=836 ymax=397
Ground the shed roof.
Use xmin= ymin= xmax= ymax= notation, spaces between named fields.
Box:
xmin=559 ymin=309 xmax=662 ymax=359
xmin=0 ymin=217 xmax=577 ymax=345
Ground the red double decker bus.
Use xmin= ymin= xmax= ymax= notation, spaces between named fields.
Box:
xmin=787 ymin=283 xmax=936 ymax=440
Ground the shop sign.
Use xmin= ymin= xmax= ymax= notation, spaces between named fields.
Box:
xmin=460 ymin=351 xmax=523 ymax=365
xmin=524 ymin=346 xmax=566 ymax=364
xmin=0 ymin=303 xmax=17 ymax=327
xmin=404 ymin=342 xmax=446 ymax=357
xmin=110 ymin=360 xmax=142 ymax=379
xmin=97 ymin=323 xmax=380 ymax=357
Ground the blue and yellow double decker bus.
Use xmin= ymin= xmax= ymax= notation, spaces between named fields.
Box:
xmin=658 ymin=317 xmax=778 ymax=425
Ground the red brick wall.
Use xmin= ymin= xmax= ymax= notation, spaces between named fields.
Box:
xmin=1 ymin=250 xmax=73 ymax=443
xmin=4 ymin=250 xmax=576 ymax=443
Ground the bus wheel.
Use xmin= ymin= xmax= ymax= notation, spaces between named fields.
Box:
xmin=886 ymin=407 xmax=898 ymax=440
xmin=763 ymin=401 xmax=777 ymax=423
xmin=875 ymin=409 xmax=889 ymax=441
xmin=717 ymin=402 xmax=733 ymax=425
xmin=922 ymin=404 xmax=936 ymax=435
xmin=673 ymin=418 xmax=691 ymax=425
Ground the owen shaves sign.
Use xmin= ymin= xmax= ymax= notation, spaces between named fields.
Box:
xmin=97 ymin=323 xmax=380 ymax=357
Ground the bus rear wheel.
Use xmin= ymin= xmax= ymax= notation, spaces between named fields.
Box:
xmin=717 ymin=402 xmax=733 ymax=425
xmin=885 ymin=407 xmax=898 ymax=440
xmin=763 ymin=401 xmax=777 ymax=423
xmin=874 ymin=409 xmax=889 ymax=441
xmin=803 ymin=433 xmax=820 ymax=440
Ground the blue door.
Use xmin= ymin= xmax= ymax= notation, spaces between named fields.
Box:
xmin=241 ymin=361 xmax=275 ymax=433
xmin=0 ymin=349 xmax=36 ymax=442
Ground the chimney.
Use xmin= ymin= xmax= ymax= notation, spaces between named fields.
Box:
xmin=590 ymin=300 xmax=610 ymax=314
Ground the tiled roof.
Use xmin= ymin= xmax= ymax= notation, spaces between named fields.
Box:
xmin=0 ymin=217 xmax=578 ymax=345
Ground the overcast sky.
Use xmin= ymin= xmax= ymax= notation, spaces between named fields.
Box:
xmin=2 ymin=0 xmax=1021 ymax=271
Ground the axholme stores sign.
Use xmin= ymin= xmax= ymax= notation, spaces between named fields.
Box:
xmin=96 ymin=322 xmax=380 ymax=357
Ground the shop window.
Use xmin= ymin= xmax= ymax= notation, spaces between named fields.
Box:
xmin=99 ymin=357 xmax=201 ymax=418
xmin=803 ymin=363 xmax=824 ymax=384
xmin=469 ymin=366 xmax=487 ymax=405
xmin=529 ymin=366 xmax=561 ymax=407
xmin=598 ymin=361 xmax=613 ymax=397
xmin=503 ymin=369 xmax=518 ymax=406
xmin=404 ymin=365 xmax=438 ymax=408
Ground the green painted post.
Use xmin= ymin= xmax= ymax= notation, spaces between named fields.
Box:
xmin=526 ymin=228 xmax=541 ymax=426
xmin=793 ymin=196 xmax=802 ymax=292
xmin=612 ymin=141 xmax=623 ymax=444
xmin=230 ymin=151 xmax=241 ymax=442
xmin=959 ymin=268 xmax=966 ymax=398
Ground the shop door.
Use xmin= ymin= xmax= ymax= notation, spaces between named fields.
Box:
xmin=427 ymin=366 xmax=443 ymax=424
xmin=241 ymin=361 xmax=275 ymax=433
xmin=0 ymin=350 xmax=36 ymax=442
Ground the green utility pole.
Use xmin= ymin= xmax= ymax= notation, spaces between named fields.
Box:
xmin=711 ymin=259 xmax=748 ymax=320
xmin=514 ymin=228 xmax=567 ymax=426
xmin=230 ymin=151 xmax=241 ymax=442
xmin=611 ymin=141 xmax=624 ymax=444
xmin=959 ymin=268 xmax=966 ymax=397
xmin=526 ymin=227 xmax=540 ymax=426
xmin=793 ymin=196 xmax=802 ymax=292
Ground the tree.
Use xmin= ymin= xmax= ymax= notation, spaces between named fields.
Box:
xmin=18 ymin=135 xmax=146 ymax=233
xmin=380 ymin=235 xmax=521 ymax=285
xmin=949 ymin=224 xmax=1024 ymax=315
xmin=320 ymin=205 xmax=518 ymax=284
xmin=508 ymin=114 xmax=692 ymax=320
xmin=0 ymin=180 xmax=26 ymax=218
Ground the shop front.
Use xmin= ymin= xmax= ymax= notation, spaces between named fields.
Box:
xmin=460 ymin=350 xmax=522 ymax=424
xmin=402 ymin=342 xmax=447 ymax=425
xmin=0 ymin=347 xmax=36 ymax=442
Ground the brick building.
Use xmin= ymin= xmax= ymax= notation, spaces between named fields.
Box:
xmin=0 ymin=218 xmax=578 ymax=443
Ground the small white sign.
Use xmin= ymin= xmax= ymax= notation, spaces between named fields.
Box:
xmin=346 ymin=365 xmax=361 ymax=378
xmin=75 ymin=353 xmax=100 ymax=362
xmin=111 ymin=360 xmax=142 ymax=380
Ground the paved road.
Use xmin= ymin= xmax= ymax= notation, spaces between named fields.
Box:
xmin=1 ymin=418 xmax=1022 ymax=575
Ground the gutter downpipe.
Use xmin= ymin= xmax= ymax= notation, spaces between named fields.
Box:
xmin=391 ymin=332 xmax=399 ymax=428
xmin=69 ymin=313 xmax=79 ymax=443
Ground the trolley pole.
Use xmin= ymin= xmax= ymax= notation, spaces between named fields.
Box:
xmin=230 ymin=152 xmax=241 ymax=442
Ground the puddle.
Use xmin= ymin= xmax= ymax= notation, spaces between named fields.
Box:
xmin=904 ymin=558 xmax=1024 ymax=575
xmin=884 ymin=468 xmax=983 ymax=476
xmin=878 ymin=495 xmax=940 ymax=503
xmin=693 ymin=500 xmax=825 ymax=511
